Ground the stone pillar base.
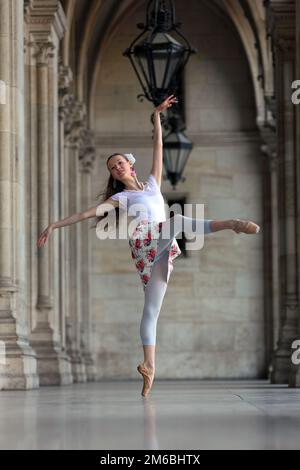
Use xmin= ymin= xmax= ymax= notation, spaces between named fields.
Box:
xmin=270 ymin=353 xmax=290 ymax=383
xmin=32 ymin=343 xmax=73 ymax=386
xmin=83 ymin=352 xmax=97 ymax=382
xmin=69 ymin=352 xmax=87 ymax=383
xmin=0 ymin=342 xmax=39 ymax=390
xmin=288 ymin=364 xmax=300 ymax=387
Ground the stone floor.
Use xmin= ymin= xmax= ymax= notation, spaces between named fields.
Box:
xmin=0 ymin=380 xmax=300 ymax=449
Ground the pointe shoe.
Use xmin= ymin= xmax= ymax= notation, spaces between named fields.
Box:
xmin=231 ymin=219 xmax=260 ymax=234
xmin=137 ymin=363 xmax=155 ymax=397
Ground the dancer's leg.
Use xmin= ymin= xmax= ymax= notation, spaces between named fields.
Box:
xmin=138 ymin=250 xmax=170 ymax=397
xmin=139 ymin=215 xmax=204 ymax=347
xmin=140 ymin=250 xmax=169 ymax=364
xmin=154 ymin=215 xmax=240 ymax=258
xmin=154 ymin=214 xmax=217 ymax=256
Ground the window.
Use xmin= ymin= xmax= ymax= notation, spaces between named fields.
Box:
xmin=166 ymin=195 xmax=187 ymax=257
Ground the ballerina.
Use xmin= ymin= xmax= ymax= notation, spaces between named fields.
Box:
xmin=37 ymin=94 xmax=260 ymax=398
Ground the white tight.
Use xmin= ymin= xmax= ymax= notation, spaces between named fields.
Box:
xmin=139 ymin=214 xmax=213 ymax=345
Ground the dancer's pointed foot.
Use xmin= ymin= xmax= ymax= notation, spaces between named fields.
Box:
xmin=137 ymin=363 xmax=155 ymax=397
xmin=231 ymin=219 xmax=260 ymax=234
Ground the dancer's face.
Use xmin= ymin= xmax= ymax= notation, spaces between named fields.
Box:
xmin=107 ymin=155 xmax=133 ymax=182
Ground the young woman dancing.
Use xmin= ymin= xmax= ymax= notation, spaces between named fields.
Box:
xmin=37 ymin=94 xmax=260 ymax=398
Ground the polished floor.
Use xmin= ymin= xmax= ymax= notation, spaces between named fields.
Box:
xmin=0 ymin=380 xmax=300 ymax=449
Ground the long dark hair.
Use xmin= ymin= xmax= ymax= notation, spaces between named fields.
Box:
xmin=90 ymin=153 xmax=132 ymax=231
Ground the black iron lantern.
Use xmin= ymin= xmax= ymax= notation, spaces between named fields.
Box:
xmin=123 ymin=0 xmax=196 ymax=106
xmin=163 ymin=113 xmax=193 ymax=189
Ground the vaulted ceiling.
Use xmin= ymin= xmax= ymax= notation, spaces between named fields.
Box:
xmin=60 ymin=0 xmax=272 ymax=125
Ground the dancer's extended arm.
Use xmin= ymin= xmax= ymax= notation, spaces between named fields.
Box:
xmin=36 ymin=197 xmax=118 ymax=248
xmin=151 ymin=94 xmax=178 ymax=187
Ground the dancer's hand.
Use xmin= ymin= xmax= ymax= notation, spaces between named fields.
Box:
xmin=37 ymin=224 xmax=54 ymax=248
xmin=155 ymin=94 xmax=178 ymax=113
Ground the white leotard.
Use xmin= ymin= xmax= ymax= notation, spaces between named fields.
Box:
xmin=108 ymin=174 xmax=167 ymax=223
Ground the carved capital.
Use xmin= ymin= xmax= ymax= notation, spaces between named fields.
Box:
xmin=27 ymin=39 xmax=55 ymax=66
xmin=63 ymin=95 xmax=76 ymax=138
xmin=59 ymin=92 xmax=74 ymax=122
xmin=259 ymin=122 xmax=278 ymax=171
xmin=24 ymin=0 xmax=33 ymax=17
xmin=59 ymin=62 xmax=73 ymax=91
xmin=261 ymin=146 xmax=279 ymax=172
xmin=265 ymin=94 xmax=277 ymax=125
xmin=65 ymin=101 xmax=87 ymax=149
xmin=79 ymin=129 xmax=96 ymax=173
xmin=58 ymin=62 xmax=73 ymax=120
xmin=274 ymin=35 xmax=295 ymax=59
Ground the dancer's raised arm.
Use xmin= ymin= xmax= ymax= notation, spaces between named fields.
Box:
xmin=37 ymin=197 xmax=118 ymax=248
xmin=150 ymin=94 xmax=178 ymax=187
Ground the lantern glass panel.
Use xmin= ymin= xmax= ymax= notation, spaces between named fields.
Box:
xmin=134 ymin=33 xmax=185 ymax=90
xmin=151 ymin=33 xmax=183 ymax=88
xmin=164 ymin=130 xmax=193 ymax=175
xmin=135 ymin=53 xmax=151 ymax=86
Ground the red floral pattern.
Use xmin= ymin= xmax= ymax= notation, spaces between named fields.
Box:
xmin=129 ymin=219 xmax=181 ymax=291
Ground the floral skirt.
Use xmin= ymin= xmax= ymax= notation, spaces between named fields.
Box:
xmin=128 ymin=219 xmax=182 ymax=291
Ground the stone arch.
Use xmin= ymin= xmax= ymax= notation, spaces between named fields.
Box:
xmin=82 ymin=0 xmax=272 ymax=130
xmin=220 ymin=0 xmax=266 ymax=125
xmin=61 ymin=0 xmax=76 ymax=66
xmin=246 ymin=0 xmax=274 ymax=96
xmin=76 ymin=0 xmax=104 ymax=102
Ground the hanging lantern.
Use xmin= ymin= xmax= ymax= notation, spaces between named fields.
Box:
xmin=123 ymin=0 xmax=196 ymax=106
xmin=163 ymin=115 xmax=193 ymax=189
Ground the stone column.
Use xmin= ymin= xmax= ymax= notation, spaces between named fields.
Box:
xmin=0 ymin=0 xmax=39 ymax=390
xmin=25 ymin=0 xmax=72 ymax=385
xmin=266 ymin=0 xmax=299 ymax=384
xmin=260 ymin=122 xmax=279 ymax=374
xmin=290 ymin=0 xmax=300 ymax=387
xmin=79 ymin=129 xmax=97 ymax=381
xmin=259 ymin=125 xmax=280 ymax=374
xmin=64 ymin=100 xmax=87 ymax=383
xmin=58 ymin=62 xmax=74 ymax=379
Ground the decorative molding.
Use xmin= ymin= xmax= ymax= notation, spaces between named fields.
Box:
xmin=94 ymin=131 xmax=262 ymax=149
xmin=58 ymin=62 xmax=73 ymax=120
xmin=79 ymin=129 xmax=96 ymax=173
xmin=24 ymin=0 xmax=67 ymax=40
xmin=63 ymin=94 xmax=76 ymax=141
xmin=24 ymin=0 xmax=33 ymax=17
xmin=59 ymin=62 xmax=73 ymax=90
xmin=261 ymin=144 xmax=278 ymax=170
xmin=266 ymin=0 xmax=295 ymax=57
xmin=259 ymin=120 xmax=278 ymax=171
xmin=273 ymin=36 xmax=295 ymax=57
xmin=265 ymin=94 xmax=277 ymax=124
xmin=64 ymin=100 xmax=87 ymax=149
xmin=0 ymin=278 xmax=18 ymax=293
